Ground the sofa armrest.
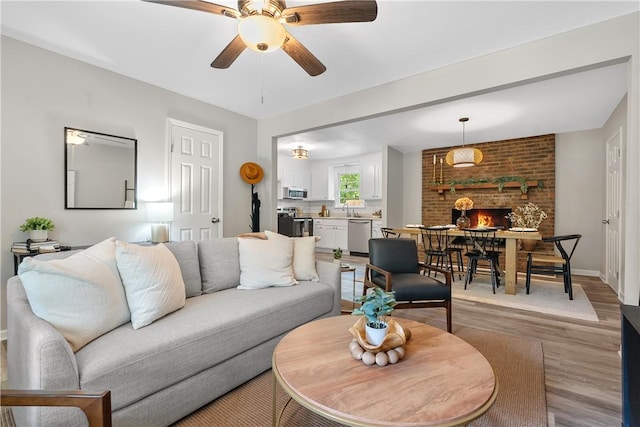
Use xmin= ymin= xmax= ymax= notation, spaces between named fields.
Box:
xmin=7 ymin=276 xmax=80 ymax=390
xmin=315 ymin=260 xmax=341 ymax=316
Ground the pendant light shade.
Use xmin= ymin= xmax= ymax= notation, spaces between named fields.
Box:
xmin=291 ymin=146 xmax=308 ymax=160
xmin=446 ymin=117 xmax=483 ymax=167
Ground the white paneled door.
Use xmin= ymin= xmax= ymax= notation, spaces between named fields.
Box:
xmin=170 ymin=119 xmax=223 ymax=242
xmin=605 ymin=127 xmax=622 ymax=298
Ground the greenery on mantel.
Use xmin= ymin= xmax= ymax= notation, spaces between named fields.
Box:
xmin=447 ymin=177 xmax=544 ymax=194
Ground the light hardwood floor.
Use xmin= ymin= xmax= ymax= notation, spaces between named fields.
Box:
xmin=321 ymin=251 xmax=622 ymax=427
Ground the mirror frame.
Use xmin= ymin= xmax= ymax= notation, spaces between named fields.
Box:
xmin=64 ymin=127 xmax=138 ymax=210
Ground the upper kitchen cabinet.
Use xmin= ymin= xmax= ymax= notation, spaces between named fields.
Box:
xmin=278 ymin=155 xmax=310 ymax=192
xmin=361 ymin=153 xmax=382 ymax=200
xmin=310 ymin=163 xmax=334 ymax=201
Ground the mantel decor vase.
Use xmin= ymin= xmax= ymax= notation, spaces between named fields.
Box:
xmin=456 ymin=210 xmax=471 ymax=229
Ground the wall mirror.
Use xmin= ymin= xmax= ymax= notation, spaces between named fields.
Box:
xmin=65 ymin=127 xmax=137 ymax=209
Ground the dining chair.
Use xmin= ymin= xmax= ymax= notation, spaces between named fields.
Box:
xmin=462 ymin=228 xmax=502 ymax=294
xmin=419 ymin=227 xmax=462 ymax=281
xmin=365 ymin=238 xmax=452 ymax=332
xmin=526 ymin=234 xmax=581 ymax=300
xmin=380 ymin=227 xmax=400 ymax=238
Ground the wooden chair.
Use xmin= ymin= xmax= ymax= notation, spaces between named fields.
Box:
xmin=462 ymin=228 xmax=502 ymax=294
xmin=380 ymin=227 xmax=400 ymax=238
xmin=365 ymin=238 xmax=452 ymax=332
xmin=526 ymin=234 xmax=581 ymax=300
xmin=0 ymin=390 xmax=112 ymax=427
xmin=420 ymin=227 xmax=464 ymax=281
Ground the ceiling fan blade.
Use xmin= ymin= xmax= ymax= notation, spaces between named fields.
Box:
xmin=211 ymin=35 xmax=247 ymax=69
xmin=282 ymin=0 xmax=377 ymax=26
xmin=281 ymin=33 xmax=326 ymax=76
xmin=142 ymin=0 xmax=241 ymax=19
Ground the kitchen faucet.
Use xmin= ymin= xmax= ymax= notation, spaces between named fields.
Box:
xmin=343 ymin=201 xmax=352 ymax=217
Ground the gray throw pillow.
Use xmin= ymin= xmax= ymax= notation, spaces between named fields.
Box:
xmin=165 ymin=241 xmax=202 ymax=298
xmin=198 ymin=238 xmax=241 ymax=293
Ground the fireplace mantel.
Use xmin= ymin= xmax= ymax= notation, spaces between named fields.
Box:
xmin=430 ymin=180 xmax=539 ymax=200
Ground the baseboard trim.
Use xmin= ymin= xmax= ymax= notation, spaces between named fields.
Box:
xmin=1 ymin=329 xmax=6 ymax=342
xmin=573 ymin=269 xmax=600 ymax=277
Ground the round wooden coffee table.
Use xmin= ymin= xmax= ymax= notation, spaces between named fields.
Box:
xmin=272 ymin=316 xmax=497 ymax=426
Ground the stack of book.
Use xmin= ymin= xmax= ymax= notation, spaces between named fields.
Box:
xmin=11 ymin=240 xmax=60 ymax=254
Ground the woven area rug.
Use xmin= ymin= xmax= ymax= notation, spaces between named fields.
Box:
xmin=452 ymin=274 xmax=598 ymax=322
xmin=172 ymin=326 xmax=546 ymax=427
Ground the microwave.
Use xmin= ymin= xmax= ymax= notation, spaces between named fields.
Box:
xmin=283 ymin=187 xmax=308 ymax=199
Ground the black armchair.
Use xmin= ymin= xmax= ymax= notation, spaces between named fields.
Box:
xmin=526 ymin=234 xmax=581 ymax=300
xmin=365 ymin=238 xmax=452 ymax=332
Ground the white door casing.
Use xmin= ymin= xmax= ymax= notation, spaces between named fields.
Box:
xmin=605 ymin=127 xmax=622 ymax=298
xmin=169 ymin=119 xmax=223 ymax=242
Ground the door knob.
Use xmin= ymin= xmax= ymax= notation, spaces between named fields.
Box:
xmin=211 ymin=217 xmax=220 ymax=223
xmin=601 ymin=219 xmax=610 ymax=224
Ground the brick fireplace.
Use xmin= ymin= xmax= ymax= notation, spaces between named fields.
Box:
xmin=422 ymin=134 xmax=556 ymax=271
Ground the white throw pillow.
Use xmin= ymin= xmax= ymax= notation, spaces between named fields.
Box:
xmin=265 ymin=230 xmax=319 ymax=282
xmin=18 ymin=237 xmax=130 ymax=352
xmin=238 ymin=233 xmax=297 ymax=289
xmin=115 ymin=241 xmax=186 ymax=329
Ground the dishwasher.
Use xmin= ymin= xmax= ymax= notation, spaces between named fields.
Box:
xmin=348 ymin=219 xmax=372 ymax=256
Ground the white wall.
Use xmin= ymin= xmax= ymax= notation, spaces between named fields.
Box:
xmin=402 ymin=151 xmax=422 ymax=227
xmin=1 ymin=37 xmax=258 ymax=330
xmin=555 ymin=130 xmax=604 ymax=275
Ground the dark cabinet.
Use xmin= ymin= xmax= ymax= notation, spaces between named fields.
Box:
xmin=622 ymin=304 xmax=640 ymax=426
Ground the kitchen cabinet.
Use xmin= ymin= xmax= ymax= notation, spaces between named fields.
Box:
xmin=315 ymin=219 xmax=348 ymax=250
xmin=310 ymin=164 xmax=333 ymax=201
xmin=371 ymin=220 xmax=383 ymax=239
xmin=361 ymin=153 xmax=382 ymax=199
xmin=279 ymin=156 xmax=310 ymax=196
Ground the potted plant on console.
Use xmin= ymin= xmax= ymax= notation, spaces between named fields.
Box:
xmin=20 ymin=216 xmax=55 ymax=242
xmin=332 ymin=247 xmax=343 ymax=264
xmin=352 ymin=287 xmax=397 ymax=346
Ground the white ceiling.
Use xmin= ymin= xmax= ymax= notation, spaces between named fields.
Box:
xmin=2 ymin=1 xmax=637 ymax=159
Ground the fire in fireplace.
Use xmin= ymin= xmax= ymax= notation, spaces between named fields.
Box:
xmin=451 ymin=208 xmax=513 ymax=229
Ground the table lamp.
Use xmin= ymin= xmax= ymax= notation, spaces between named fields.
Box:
xmin=146 ymin=202 xmax=174 ymax=243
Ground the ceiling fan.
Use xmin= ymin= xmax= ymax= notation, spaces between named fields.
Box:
xmin=144 ymin=0 xmax=378 ymax=76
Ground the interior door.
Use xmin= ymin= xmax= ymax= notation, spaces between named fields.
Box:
xmin=170 ymin=119 xmax=223 ymax=242
xmin=605 ymin=127 xmax=622 ymax=297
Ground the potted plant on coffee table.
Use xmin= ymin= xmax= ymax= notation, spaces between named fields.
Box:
xmin=352 ymin=287 xmax=397 ymax=346
xmin=19 ymin=216 xmax=55 ymax=242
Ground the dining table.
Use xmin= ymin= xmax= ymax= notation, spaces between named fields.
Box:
xmin=391 ymin=226 xmax=542 ymax=295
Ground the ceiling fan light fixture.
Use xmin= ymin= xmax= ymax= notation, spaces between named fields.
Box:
xmin=292 ymin=146 xmax=308 ymax=159
xmin=66 ymin=129 xmax=85 ymax=145
xmin=445 ymin=117 xmax=483 ymax=167
xmin=238 ymin=14 xmax=286 ymax=53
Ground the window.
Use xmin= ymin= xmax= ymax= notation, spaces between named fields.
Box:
xmin=334 ymin=164 xmax=364 ymax=207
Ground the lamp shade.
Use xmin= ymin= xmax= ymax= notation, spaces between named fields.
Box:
xmin=445 ymin=147 xmax=484 ymax=168
xmin=146 ymin=202 xmax=174 ymax=223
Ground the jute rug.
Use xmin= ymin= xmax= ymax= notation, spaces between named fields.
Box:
xmin=172 ymin=326 xmax=547 ymax=427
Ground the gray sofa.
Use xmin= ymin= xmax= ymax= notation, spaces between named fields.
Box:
xmin=7 ymin=237 xmax=341 ymax=427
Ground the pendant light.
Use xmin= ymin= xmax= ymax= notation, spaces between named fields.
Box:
xmin=445 ymin=117 xmax=483 ymax=167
